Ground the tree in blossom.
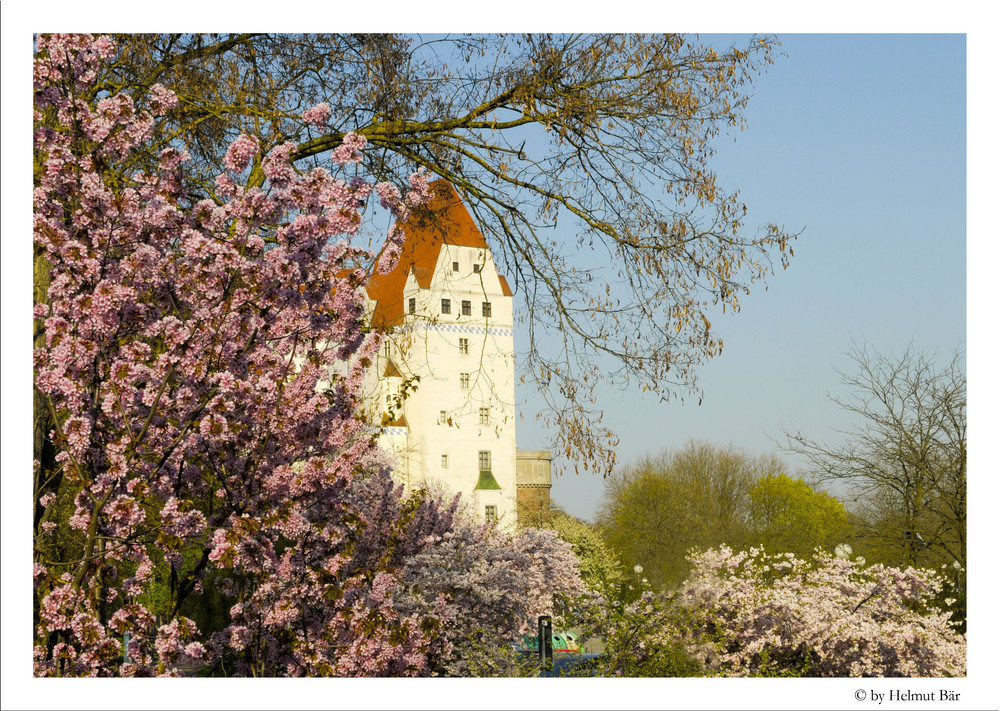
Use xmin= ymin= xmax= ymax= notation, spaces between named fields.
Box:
xmin=571 ymin=544 xmax=967 ymax=678
xmin=541 ymin=510 xmax=626 ymax=601
xmin=396 ymin=514 xmax=585 ymax=676
xmin=675 ymin=546 xmax=967 ymax=677
xmin=31 ymin=32 xmax=465 ymax=677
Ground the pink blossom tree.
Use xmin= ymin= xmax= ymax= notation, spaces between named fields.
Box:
xmin=31 ymin=33 xmax=464 ymax=677
xmin=397 ymin=517 xmax=586 ymax=676
xmin=675 ymin=546 xmax=967 ymax=677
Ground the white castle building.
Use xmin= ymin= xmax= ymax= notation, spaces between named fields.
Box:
xmin=362 ymin=181 xmax=551 ymax=526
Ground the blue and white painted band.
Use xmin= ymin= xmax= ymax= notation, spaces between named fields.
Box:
xmin=417 ymin=323 xmax=513 ymax=337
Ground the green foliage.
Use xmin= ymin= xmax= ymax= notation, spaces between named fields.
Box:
xmin=569 ymin=592 xmax=706 ymax=677
xmin=620 ymin=637 xmax=704 ymax=678
xmin=598 ymin=441 xmax=785 ymax=589
xmin=750 ymin=646 xmax=813 ymax=678
xmin=747 ymin=474 xmax=849 ymax=557
xmin=542 ymin=510 xmax=626 ymax=599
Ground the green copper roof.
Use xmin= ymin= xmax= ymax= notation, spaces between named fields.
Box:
xmin=474 ymin=470 xmax=502 ymax=490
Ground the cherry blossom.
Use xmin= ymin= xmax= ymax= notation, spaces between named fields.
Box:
xmin=675 ymin=546 xmax=967 ymax=677
xmin=31 ymin=34 xmax=441 ymax=677
xmin=301 ymin=102 xmax=332 ymax=128
xmin=32 ymin=33 xmax=584 ymax=679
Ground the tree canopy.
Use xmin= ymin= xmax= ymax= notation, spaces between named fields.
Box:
xmin=747 ymin=474 xmax=850 ymax=557
xmin=64 ymin=32 xmax=796 ymax=474
xmin=540 ymin=509 xmax=626 ymax=599
xmin=597 ymin=441 xmax=785 ymax=588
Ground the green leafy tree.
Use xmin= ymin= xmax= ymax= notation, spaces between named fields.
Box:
xmin=598 ymin=441 xmax=784 ymax=588
xmin=571 ymin=591 xmax=705 ymax=677
xmin=541 ymin=510 xmax=626 ymax=599
xmin=747 ymin=474 xmax=850 ymax=557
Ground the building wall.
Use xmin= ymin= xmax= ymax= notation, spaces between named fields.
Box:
xmin=367 ymin=241 xmax=519 ymax=525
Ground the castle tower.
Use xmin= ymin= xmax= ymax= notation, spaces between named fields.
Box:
xmin=515 ymin=450 xmax=553 ymax=527
xmin=364 ymin=181 xmax=518 ymax=525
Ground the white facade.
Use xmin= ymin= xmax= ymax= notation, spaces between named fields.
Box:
xmin=363 ymin=182 xmax=518 ymax=526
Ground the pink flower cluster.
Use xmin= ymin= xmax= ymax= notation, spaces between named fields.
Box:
xmin=148 ymin=83 xmax=178 ymax=113
xmin=394 ymin=507 xmax=585 ymax=676
xmin=331 ymin=130 xmax=367 ymax=164
xmin=676 ymin=546 xmax=967 ymax=677
xmin=159 ymin=497 xmax=207 ymax=539
xmin=223 ymin=133 xmax=260 ymax=173
xmin=154 ymin=617 xmax=206 ymax=670
xmin=33 ymin=34 xmax=483 ymax=679
xmin=34 ymin=34 xmax=113 ymax=90
xmin=302 ymin=102 xmax=332 ymax=128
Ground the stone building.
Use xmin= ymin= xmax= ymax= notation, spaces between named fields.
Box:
xmin=362 ymin=180 xmax=555 ymax=526
xmin=515 ymin=450 xmax=554 ymax=527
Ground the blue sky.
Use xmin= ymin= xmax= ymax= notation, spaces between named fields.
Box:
xmin=513 ymin=34 xmax=968 ymax=522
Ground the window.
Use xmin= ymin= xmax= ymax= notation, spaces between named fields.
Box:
xmin=453 ymin=261 xmax=460 ymax=272
xmin=383 ymin=341 xmax=391 ymax=358
xmin=458 ymin=338 xmax=469 ymax=355
xmin=484 ymin=505 xmax=498 ymax=522
xmin=408 ymin=297 xmax=416 ymax=314
xmin=473 ymin=263 xmax=482 ymax=274
xmin=478 ymin=450 xmax=491 ymax=471
xmin=482 ymin=301 xmax=492 ymax=318
xmin=460 ymin=373 xmax=470 ymax=389
xmin=441 ymin=454 xmax=449 ymax=468
xmin=479 ymin=407 xmax=489 ymax=425
xmin=461 ymin=300 xmax=472 ymax=316
xmin=438 ymin=410 xmax=447 ymax=424
xmin=441 ymin=298 xmax=451 ymax=314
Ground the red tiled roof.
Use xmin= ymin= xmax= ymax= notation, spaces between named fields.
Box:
xmin=367 ymin=180 xmax=512 ymax=327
